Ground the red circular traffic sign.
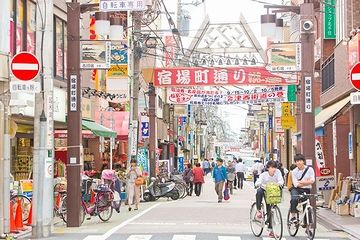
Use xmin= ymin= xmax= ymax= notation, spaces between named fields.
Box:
xmin=350 ymin=62 xmax=360 ymax=91
xmin=10 ymin=52 xmax=40 ymax=81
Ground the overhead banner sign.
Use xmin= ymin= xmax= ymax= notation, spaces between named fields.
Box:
xmin=153 ymin=67 xmax=298 ymax=87
xmin=167 ymin=86 xmax=288 ymax=105
xmin=270 ymin=43 xmax=301 ymax=72
xmin=80 ymin=41 xmax=111 ymax=69
xmin=99 ymin=0 xmax=147 ymax=11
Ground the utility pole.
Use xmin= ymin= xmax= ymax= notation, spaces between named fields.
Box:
xmin=32 ymin=0 xmax=54 ymax=237
xmin=66 ymin=1 xmax=82 ymax=227
xmin=148 ymin=83 xmax=157 ymax=178
xmin=0 ymin=0 xmax=10 ymax=235
xmin=128 ymin=11 xmax=143 ymax=164
xmin=300 ymin=1 xmax=316 ymax=210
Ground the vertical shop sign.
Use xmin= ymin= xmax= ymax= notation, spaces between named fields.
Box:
xmin=324 ymin=0 xmax=336 ymax=39
xmin=304 ymin=76 xmax=312 ymax=113
xmin=70 ymin=75 xmax=77 ymax=111
xmin=349 ymin=132 xmax=353 ymax=159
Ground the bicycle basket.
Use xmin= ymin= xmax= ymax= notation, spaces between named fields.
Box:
xmin=265 ymin=183 xmax=282 ymax=205
xmin=98 ymin=192 xmax=114 ymax=208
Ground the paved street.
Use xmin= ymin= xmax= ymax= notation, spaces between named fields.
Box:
xmin=24 ymin=176 xmax=354 ymax=240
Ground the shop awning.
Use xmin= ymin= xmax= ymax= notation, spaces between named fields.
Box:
xmin=82 ymin=119 xmax=117 ymax=138
xmin=315 ymin=96 xmax=350 ymax=128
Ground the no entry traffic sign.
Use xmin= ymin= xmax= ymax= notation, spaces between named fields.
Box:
xmin=350 ymin=62 xmax=360 ymax=91
xmin=10 ymin=52 xmax=40 ymax=81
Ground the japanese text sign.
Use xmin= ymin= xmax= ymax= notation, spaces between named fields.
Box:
xmin=281 ymin=102 xmax=295 ymax=129
xmin=324 ymin=0 xmax=336 ymax=39
xmin=153 ymin=67 xmax=298 ymax=87
xmin=304 ymin=76 xmax=312 ymax=112
xmin=167 ymin=86 xmax=288 ymax=105
xmin=99 ymin=0 xmax=146 ymax=11
xmin=70 ymin=75 xmax=77 ymax=111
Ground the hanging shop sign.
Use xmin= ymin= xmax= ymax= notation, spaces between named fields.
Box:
xmin=270 ymin=43 xmax=301 ymax=72
xmin=348 ymin=33 xmax=360 ymax=70
xmin=281 ymin=102 xmax=295 ymax=130
xmin=99 ymin=0 xmax=147 ymax=11
xmin=274 ymin=117 xmax=284 ymax=133
xmin=141 ymin=121 xmax=149 ymax=138
xmin=137 ymin=148 xmax=149 ymax=176
xmin=107 ymin=65 xmax=128 ymax=78
xmin=80 ymin=41 xmax=111 ymax=69
xmin=164 ymin=35 xmax=176 ymax=67
xmin=324 ymin=0 xmax=336 ymax=39
xmin=315 ymin=137 xmax=326 ymax=176
xmin=167 ymin=86 xmax=288 ymax=105
xmin=111 ymin=42 xmax=128 ymax=65
xmin=153 ymin=67 xmax=298 ymax=87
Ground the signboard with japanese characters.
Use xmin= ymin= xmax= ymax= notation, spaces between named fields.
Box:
xmin=270 ymin=43 xmax=301 ymax=72
xmin=304 ymin=76 xmax=312 ymax=112
xmin=70 ymin=75 xmax=77 ymax=111
xmin=324 ymin=0 xmax=336 ymax=39
xmin=107 ymin=65 xmax=128 ymax=78
xmin=153 ymin=67 xmax=298 ymax=87
xmin=281 ymin=102 xmax=295 ymax=129
xmin=274 ymin=117 xmax=284 ymax=133
xmin=167 ymin=86 xmax=288 ymax=105
xmin=316 ymin=175 xmax=335 ymax=191
xmin=10 ymin=81 xmax=40 ymax=93
xmin=80 ymin=41 xmax=111 ymax=69
xmin=99 ymin=0 xmax=146 ymax=11
xmin=315 ymin=137 xmax=326 ymax=176
xmin=141 ymin=121 xmax=149 ymax=138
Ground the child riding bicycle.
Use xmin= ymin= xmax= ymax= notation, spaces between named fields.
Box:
xmin=255 ymin=160 xmax=284 ymax=238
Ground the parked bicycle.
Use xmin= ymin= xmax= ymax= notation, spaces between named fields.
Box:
xmin=53 ymin=180 xmax=67 ymax=221
xmin=287 ymin=193 xmax=317 ymax=240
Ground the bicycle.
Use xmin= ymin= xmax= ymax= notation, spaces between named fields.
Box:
xmin=250 ymin=187 xmax=283 ymax=240
xmin=287 ymin=193 xmax=317 ymax=240
xmin=53 ymin=181 xmax=67 ymax=221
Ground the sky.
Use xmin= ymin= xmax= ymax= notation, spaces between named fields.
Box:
xmin=181 ymin=0 xmax=283 ymax=133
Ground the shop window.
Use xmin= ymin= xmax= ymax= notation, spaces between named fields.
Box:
xmin=321 ymin=55 xmax=335 ymax=93
xmin=10 ymin=0 xmax=36 ymax=56
xmin=54 ymin=16 xmax=67 ymax=80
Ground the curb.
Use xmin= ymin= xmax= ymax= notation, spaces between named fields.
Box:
xmin=317 ymin=210 xmax=360 ymax=240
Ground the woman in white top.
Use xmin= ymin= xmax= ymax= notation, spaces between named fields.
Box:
xmin=255 ymin=160 xmax=284 ymax=238
xmin=126 ymin=158 xmax=142 ymax=211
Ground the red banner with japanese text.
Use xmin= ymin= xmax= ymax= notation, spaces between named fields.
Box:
xmin=153 ymin=67 xmax=298 ymax=86
xmin=167 ymin=86 xmax=288 ymax=105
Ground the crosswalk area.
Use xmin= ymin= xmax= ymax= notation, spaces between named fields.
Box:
xmin=113 ymin=234 xmax=345 ymax=240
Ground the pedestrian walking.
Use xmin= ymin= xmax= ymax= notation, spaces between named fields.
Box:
xmin=183 ymin=163 xmax=194 ymax=196
xmin=126 ymin=158 xmax=142 ymax=211
xmin=212 ymin=158 xmax=227 ymax=203
xmin=252 ymin=159 xmax=264 ymax=188
xmin=232 ymin=157 xmax=238 ymax=189
xmin=226 ymin=161 xmax=236 ymax=195
xmin=202 ymin=159 xmax=211 ymax=176
xmin=235 ymin=158 xmax=246 ymax=189
xmin=192 ymin=163 xmax=205 ymax=196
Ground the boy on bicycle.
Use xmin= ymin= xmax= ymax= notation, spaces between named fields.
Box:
xmin=289 ymin=153 xmax=315 ymax=223
xmin=255 ymin=160 xmax=284 ymax=237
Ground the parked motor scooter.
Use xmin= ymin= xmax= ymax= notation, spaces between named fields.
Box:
xmin=143 ymin=177 xmax=180 ymax=202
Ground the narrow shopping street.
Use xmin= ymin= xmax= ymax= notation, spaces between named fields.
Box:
xmin=31 ymin=175 xmax=354 ymax=240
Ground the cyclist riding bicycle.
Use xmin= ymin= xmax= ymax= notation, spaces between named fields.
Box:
xmin=255 ymin=160 xmax=284 ymax=237
xmin=289 ymin=153 xmax=315 ymax=224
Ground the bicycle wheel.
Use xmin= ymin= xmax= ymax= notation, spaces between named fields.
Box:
xmin=60 ymin=196 xmax=85 ymax=225
xmin=287 ymin=209 xmax=299 ymax=237
xmin=250 ymin=202 xmax=264 ymax=237
xmin=97 ymin=192 xmax=113 ymax=222
xmin=10 ymin=194 xmax=31 ymax=222
xmin=271 ymin=205 xmax=283 ymax=240
xmin=175 ymin=182 xmax=186 ymax=199
xmin=305 ymin=207 xmax=316 ymax=240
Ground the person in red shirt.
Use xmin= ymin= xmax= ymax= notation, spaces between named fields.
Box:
xmin=192 ymin=163 xmax=205 ymax=196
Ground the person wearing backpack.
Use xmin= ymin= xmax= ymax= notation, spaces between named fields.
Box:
xmin=183 ymin=163 xmax=194 ymax=196
xmin=226 ymin=161 xmax=236 ymax=195
xmin=289 ymin=154 xmax=315 ymax=224
xmin=254 ymin=160 xmax=284 ymax=238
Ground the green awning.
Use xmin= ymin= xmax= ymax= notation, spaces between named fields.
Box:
xmin=82 ymin=119 xmax=117 ymax=138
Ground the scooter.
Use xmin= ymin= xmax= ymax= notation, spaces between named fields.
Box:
xmin=143 ymin=177 xmax=180 ymax=202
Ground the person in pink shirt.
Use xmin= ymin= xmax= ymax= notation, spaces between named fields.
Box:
xmin=192 ymin=163 xmax=205 ymax=196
